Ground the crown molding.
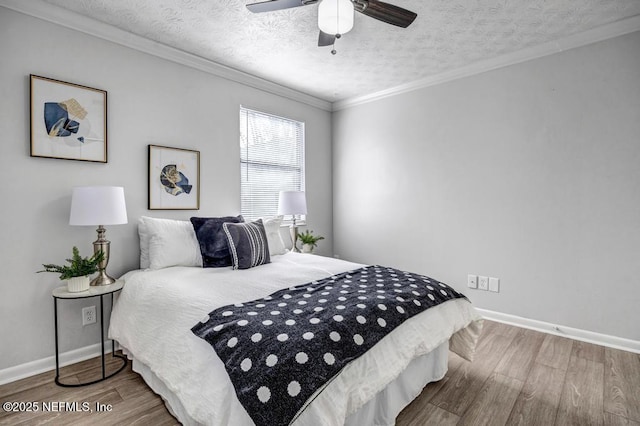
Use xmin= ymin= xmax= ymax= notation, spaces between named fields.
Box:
xmin=0 ymin=0 xmax=333 ymax=112
xmin=333 ymin=14 xmax=640 ymax=111
xmin=3 ymin=0 xmax=638 ymax=113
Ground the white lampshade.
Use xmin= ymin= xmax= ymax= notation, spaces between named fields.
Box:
xmin=69 ymin=186 xmax=128 ymax=226
xmin=318 ymin=0 xmax=354 ymax=35
xmin=277 ymin=191 xmax=307 ymax=216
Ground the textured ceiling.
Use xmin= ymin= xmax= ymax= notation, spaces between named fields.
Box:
xmin=41 ymin=0 xmax=640 ymax=102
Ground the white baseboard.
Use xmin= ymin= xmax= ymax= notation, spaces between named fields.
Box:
xmin=2 ymin=310 xmax=638 ymax=386
xmin=0 ymin=341 xmax=117 ymax=386
xmin=477 ymin=308 xmax=640 ymax=354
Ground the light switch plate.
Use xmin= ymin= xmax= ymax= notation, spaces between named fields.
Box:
xmin=489 ymin=277 xmax=500 ymax=292
xmin=467 ymin=275 xmax=478 ymax=289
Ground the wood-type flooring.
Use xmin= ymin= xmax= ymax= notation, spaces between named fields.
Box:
xmin=1 ymin=320 xmax=638 ymax=425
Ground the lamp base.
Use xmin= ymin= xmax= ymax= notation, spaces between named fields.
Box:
xmin=91 ymin=271 xmax=116 ymax=286
xmin=290 ymin=224 xmax=300 ymax=253
xmin=91 ymin=225 xmax=115 ymax=286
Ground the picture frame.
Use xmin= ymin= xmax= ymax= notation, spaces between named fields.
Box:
xmin=30 ymin=75 xmax=107 ymax=163
xmin=148 ymin=145 xmax=200 ymax=210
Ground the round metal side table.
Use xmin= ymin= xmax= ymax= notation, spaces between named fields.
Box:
xmin=52 ymin=280 xmax=127 ymax=387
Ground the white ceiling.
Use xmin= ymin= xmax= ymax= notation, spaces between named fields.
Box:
xmin=35 ymin=0 xmax=640 ymax=103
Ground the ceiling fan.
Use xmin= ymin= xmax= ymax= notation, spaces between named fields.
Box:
xmin=246 ymin=0 xmax=417 ymax=51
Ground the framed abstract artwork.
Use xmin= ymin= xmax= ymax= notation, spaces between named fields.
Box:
xmin=30 ymin=75 xmax=107 ymax=163
xmin=148 ymin=145 xmax=200 ymax=210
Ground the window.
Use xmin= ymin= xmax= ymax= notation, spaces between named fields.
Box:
xmin=240 ymin=106 xmax=305 ymax=221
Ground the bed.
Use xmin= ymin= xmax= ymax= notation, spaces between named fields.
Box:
xmin=108 ymin=216 xmax=482 ymax=425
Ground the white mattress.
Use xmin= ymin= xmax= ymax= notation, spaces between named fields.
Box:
xmin=109 ymin=253 xmax=482 ymax=425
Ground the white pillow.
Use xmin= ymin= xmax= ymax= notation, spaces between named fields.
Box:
xmin=138 ymin=217 xmax=151 ymax=269
xmin=261 ymin=216 xmax=287 ymax=256
xmin=139 ymin=216 xmax=202 ymax=270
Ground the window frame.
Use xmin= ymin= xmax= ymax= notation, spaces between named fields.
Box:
xmin=239 ymin=106 xmax=306 ymax=224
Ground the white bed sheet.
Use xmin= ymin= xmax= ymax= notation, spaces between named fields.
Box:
xmin=109 ymin=253 xmax=482 ymax=425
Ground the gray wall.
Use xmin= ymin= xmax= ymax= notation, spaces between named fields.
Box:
xmin=0 ymin=8 xmax=332 ymax=370
xmin=333 ymin=31 xmax=640 ymax=341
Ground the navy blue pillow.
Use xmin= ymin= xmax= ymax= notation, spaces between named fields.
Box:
xmin=190 ymin=216 xmax=244 ymax=268
xmin=223 ymin=219 xmax=270 ymax=270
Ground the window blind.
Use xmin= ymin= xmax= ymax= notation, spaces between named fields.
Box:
xmin=240 ymin=107 xmax=305 ymax=221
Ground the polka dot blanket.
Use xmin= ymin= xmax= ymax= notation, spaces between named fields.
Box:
xmin=191 ymin=265 xmax=466 ymax=426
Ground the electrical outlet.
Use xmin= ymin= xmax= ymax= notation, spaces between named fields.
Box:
xmin=478 ymin=276 xmax=489 ymax=291
xmin=82 ymin=306 xmax=96 ymax=326
xmin=467 ymin=274 xmax=478 ymax=289
xmin=489 ymin=277 xmax=500 ymax=292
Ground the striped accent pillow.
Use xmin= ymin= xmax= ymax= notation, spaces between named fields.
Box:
xmin=223 ymin=219 xmax=271 ymax=270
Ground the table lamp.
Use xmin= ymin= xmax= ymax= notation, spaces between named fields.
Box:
xmin=69 ymin=186 xmax=128 ymax=285
xmin=277 ymin=191 xmax=307 ymax=253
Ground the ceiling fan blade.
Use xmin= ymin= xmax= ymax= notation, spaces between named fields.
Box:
xmin=246 ymin=0 xmax=317 ymax=13
xmin=318 ymin=31 xmax=336 ymax=47
xmin=356 ymin=0 xmax=417 ymax=28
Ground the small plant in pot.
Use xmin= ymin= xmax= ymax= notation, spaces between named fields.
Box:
xmin=38 ymin=247 xmax=104 ymax=292
xmin=298 ymin=230 xmax=325 ymax=254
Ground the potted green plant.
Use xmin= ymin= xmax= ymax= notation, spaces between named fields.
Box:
xmin=38 ymin=247 xmax=104 ymax=292
xmin=298 ymin=230 xmax=325 ymax=254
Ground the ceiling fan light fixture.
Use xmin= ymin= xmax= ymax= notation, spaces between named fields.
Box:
xmin=318 ymin=0 xmax=354 ymax=36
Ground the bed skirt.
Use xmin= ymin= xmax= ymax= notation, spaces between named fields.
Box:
xmin=128 ymin=341 xmax=449 ymax=426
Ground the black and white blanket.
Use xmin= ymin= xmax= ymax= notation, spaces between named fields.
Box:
xmin=192 ymin=265 xmax=466 ymax=426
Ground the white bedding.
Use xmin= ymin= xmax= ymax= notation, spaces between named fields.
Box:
xmin=109 ymin=252 xmax=482 ymax=425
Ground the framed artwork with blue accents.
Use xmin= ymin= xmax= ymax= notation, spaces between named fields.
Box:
xmin=30 ymin=75 xmax=107 ymax=163
xmin=148 ymin=144 xmax=200 ymax=210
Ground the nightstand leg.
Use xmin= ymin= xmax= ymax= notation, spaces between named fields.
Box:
xmin=100 ymin=294 xmax=105 ymax=379
xmin=111 ymin=293 xmax=116 ymax=355
xmin=54 ymin=298 xmax=60 ymax=381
